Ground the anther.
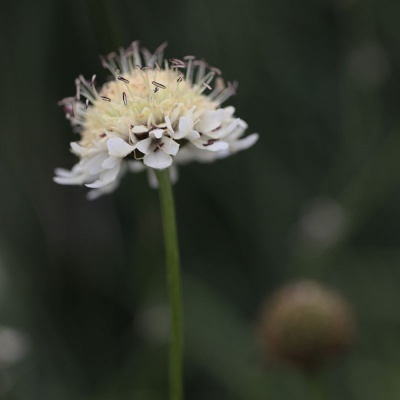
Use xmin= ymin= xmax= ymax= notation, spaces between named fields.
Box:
xmin=177 ymin=76 xmax=183 ymax=83
xmin=170 ymin=58 xmax=184 ymax=64
xmin=203 ymin=83 xmax=212 ymax=90
xmin=152 ymin=81 xmax=166 ymax=89
xmin=210 ymin=66 xmax=222 ymax=76
xmin=122 ymin=92 xmax=127 ymax=106
xmin=85 ymin=99 xmax=89 ymax=110
xmin=90 ymin=74 xmax=96 ymax=86
xmin=118 ymin=76 xmax=130 ymax=84
xmin=101 ymin=96 xmax=111 ymax=102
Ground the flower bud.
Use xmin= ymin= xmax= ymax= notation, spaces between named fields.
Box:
xmin=258 ymin=280 xmax=355 ymax=371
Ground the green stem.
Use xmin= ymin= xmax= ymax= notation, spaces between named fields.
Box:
xmin=307 ymin=374 xmax=324 ymax=400
xmin=156 ymin=169 xmax=183 ymax=400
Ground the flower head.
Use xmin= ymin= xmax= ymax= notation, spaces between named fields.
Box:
xmin=258 ymin=280 xmax=355 ymax=371
xmin=54 ymin=41 xmax=258 ymax=199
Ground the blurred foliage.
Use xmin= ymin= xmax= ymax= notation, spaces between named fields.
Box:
xmin=1 ymin=0 xmax=400 ymax=398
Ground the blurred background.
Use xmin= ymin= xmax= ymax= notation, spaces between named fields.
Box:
xmin=1 ymin=0 xmax=400 ymax=398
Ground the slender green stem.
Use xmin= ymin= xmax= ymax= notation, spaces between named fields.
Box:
xmin=156 ymin=169 xmax=183 ymax=400
xmin=307 ymin=374 xmax=324 ymax=400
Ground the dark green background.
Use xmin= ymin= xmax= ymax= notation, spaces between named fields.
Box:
xmin=1 ymin=0 xmax=400 ymax=398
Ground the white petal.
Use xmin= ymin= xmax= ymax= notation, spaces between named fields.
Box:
xmin=147 ymin=169 xmax=158 ymax=189
xmin=226 ymin=118 xmax=242 ymax=134
xmin=165 ymin=115 xmax=174 ymax=134
xmin=223 ymin=106 xmax=235 ymax=119
xmin=70 ymin=142 xmax=85 ymax=155
xmin=205 ymin=141 xmax=229 ymax=152
xmin=54 ymin=168 xmax=75 ymax=178
xmin=173 ymin=117 xmax=193 ymax=139
xmin=87 ymin=153 xmax=109 ymax=175
xmin=128 ymin=161 xmax=146 ymax=172
xmin=192 ymin=139 xmax=229 ymax=152
xmin=195 ymin=110 xmax=224 ymax=133
xmin=174 ymin=144 xmax=219 ymax=164
xmin=86 ymin=164 xmax=121 ymax=188
xmin=179 ymin=116 xmax=193 ymax=134
xmin=231 ymin=133 xmax=259 ymax=152
xmin=144 ymin=150 xmax=173 ymax=169
xmin=87 ymin=179 xmax=119 ymax=200
xmin=53 ymin=175 xmax=85 ymax=185
xmin=107 ymin=137 xmax=135 ymax=157
xmin=161 ymin=138 xmax=180 ymax=156
xmin=101 ymin=165 xmax=121 ymax=183
xmin=169 ymin=165 xmax=179 ymax=184
xmin=150 ymin=128 xmax=164 ymax=139
xmin=102 ymin=156 xmax=119 ymax=169
xmin=132 ymin=125 xmax=149 ymax=134
xmin=136 ymin=137 xmax=154 ymax=154
xmin=186 ymin=130 xmax=201 ymax=140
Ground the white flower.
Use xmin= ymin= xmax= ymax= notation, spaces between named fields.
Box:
xmin=54 ymin=41 xmax=258 ymax=199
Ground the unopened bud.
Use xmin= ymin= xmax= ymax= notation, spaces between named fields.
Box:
xmin=258 ymin=280 xmax=355 ymax=371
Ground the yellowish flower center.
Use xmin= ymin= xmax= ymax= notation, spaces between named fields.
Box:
xmin=80 ymin=69 xmax=217 ymax=148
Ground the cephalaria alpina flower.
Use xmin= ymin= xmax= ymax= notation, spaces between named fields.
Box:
xmin=54 ymin=41 xmax=259 ymax=199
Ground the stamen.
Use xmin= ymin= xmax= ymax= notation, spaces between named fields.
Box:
xmin=58 ymin=96 xmax=76 ymax=106
xmin=152 ymin=81 xmax=166 ymax=89
xmin=170 ymin=58 xmax=185 ymax=66
xmin=177 ymin=76 xmax=183 ymax=83
xmin=186 ymin=56 xmax=194 ymax=82
xmin=90 ymin=74 xmax=96 ymax=86
xmin=123 ymin=92 xmax=127 ymax=106
xmin=101 ymin=96 xmax=111 ymax=102
xmin=107 ymin=51 xmax=117 ymax=60
xmin=75 ymin=79 xmax=81 ymax=100
xmin=210 ymin=66 xmax=222 ymax=76
xmin=203 ymin=82 xmax=212 ymax=90
xmin=228 ymin=81 xmax=237 ymax=95
xmin=155 ymin=142 xmax=165 ymax=152
xmin=194 ymin=60 xmax=207 ymax=83
xmin=85 ymin=99 xmax=89 ymax=110
xmin=203 ymin=139 xmax=218 ymax=147
xmin=100 ymin=55 xmax=108 ymax=68
xmin=155 ymin=42 xmax=168 ymax=54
